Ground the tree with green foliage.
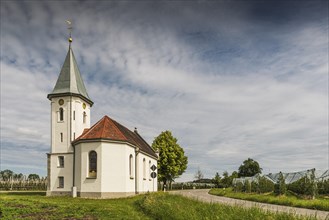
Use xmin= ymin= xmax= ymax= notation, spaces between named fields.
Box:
xmin=317 ymin=179 xmax=329 ymax=195
xmin=245 ymin=180 xmax=252 ymax=193
xmin=258 ymin=176 xmax=274 ymax=193
xmin=274 ymin=172 xmax=286 ymax=195
xmin=213 ymin=172 xmax=221 ymax=188
xmin=152 ymin=131 xmax=188 ymax=188
xmin=288 ymin=169 xmax=318 ymax=199
xmin=234 ymin=182 xmax=244 ymax=192
xmin=220 ymin=171 xmax=239 ymax=188
xmin=221 ymin=171 xmax=229 ymax=187
xmin=13 ymin=173 xmax=24 ymax=181
xmin=308 ymin=169 xmax=318 ymax=199
xmin=251 ymin=180 xmax=258 ymax=193
xmin=231 ymin=171 xmax=239 ymax=179
xmin=28 ymin=174 xmax=40 ymax=181
xmin=238 ymin=158 xmax=262 ymax=177
xmin=194 ymin=167 xmax=204 ymax=181
xmin=0 ymin=169 xmax=13 ymax=181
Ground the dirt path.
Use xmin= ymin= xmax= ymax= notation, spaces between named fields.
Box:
xmin=169 ymin=189 xmax=329 ymax=220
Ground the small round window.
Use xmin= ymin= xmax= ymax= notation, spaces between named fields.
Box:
xmin=82 ymin=103 xmax=86 ymax=109
xmin=58 ymin=99 xmax=64 ymax=105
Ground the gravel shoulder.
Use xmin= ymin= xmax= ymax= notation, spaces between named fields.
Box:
xmin=169 ymin=189 xmax=329 ymax=220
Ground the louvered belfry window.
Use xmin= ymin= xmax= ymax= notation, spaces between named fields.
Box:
xmin=59 ymin=108 xmax=64 ymax=121
xmin=83 ymin=112 xmax=87 ymax=123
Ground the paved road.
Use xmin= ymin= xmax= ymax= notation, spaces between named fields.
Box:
xmin=169 ymin=189 xmax=329 ymax=220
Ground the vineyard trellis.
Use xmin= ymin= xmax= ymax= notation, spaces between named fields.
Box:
xmin=0 ymin=176 xmax=47 ymax=191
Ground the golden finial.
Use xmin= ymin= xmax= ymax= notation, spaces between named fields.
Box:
xmin=65 ymin=20 xmax=73 ymax=44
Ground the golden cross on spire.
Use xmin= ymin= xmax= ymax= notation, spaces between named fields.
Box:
xmin=65 ymin=20 xmax=73 ymax=44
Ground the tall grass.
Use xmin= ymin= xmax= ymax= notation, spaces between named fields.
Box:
xmin=137 ymin=192 xmax=317 ymax=220
xmin=0 ymin=191 xmax=320 ymax=219
xmin=209 ymin=188 xmax=329 ymax=211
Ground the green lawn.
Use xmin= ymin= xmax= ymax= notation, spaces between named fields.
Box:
xmin=0 ymin=191 xmax=319 ymax=219
xmin=209 ymin=188 xmax=329 ymax=212
xmin=0 ymin=191 xmax=149 ymax=219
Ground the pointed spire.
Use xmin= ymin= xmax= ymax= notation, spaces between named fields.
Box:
xmin=48 ymin=47 xmax=93 ymax=106
xmin=47 ymin=25 xmax=93 ymax=106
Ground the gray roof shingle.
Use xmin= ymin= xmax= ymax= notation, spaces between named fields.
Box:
xmin=47 ymin=47 xmax=93 ymax=105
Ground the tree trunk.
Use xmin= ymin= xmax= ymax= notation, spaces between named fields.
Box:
xmin=163 ymin=179 xmax=167 ymax=191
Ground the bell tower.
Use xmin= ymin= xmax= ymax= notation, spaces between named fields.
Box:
xmin=47 ymin=26 xmax=93 ymax=195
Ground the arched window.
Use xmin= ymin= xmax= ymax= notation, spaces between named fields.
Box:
xmin=129 ymin=154 xmax=133 ymax=178
xmin=89 ymin=151 xmax=97 ymax=178
xmin=143 ymin=158 xmax=146 ymax=179
xmin=60 ymin=133 xmax=63 ymax=142
xmin=59 ymin=108 xmax=64 ymax=121
xmin=83 ymin=112 xmax=87 ymax=123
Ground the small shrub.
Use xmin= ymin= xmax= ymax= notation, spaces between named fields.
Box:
xmin=317 ymin=180 xmax=329 ymax=195
xmin=251 ymin=181 xmax=258 ymax=193
xmin=274 ymin=172 xmax=286 ymax=196
xmin=234 ymin=182 xmax=244 ymax=192
xmin=258 ymin=176 xmax=274 ymax=193
xmin=288 ymin=169 xmax=318 ymax=199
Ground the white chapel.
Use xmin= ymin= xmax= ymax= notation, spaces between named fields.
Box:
xmin=46 ymin=36 xmax=158 ymax=198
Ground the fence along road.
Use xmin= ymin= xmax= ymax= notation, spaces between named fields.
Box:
xmin=169 ymin=189 xmax=329 ymax=220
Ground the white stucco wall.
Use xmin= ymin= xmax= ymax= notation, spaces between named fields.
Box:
xmin=100 ymin=142 xmax=136 ymax=193
xmin=51 ymin=97 xmax=71 ymax=153
xmin=49 ymin=96 xmax=91 ymax=193
xmin=71 ymin=98 xmax=91 ymax=140
xmin=48 ymin=153 xmax=73 ymax=192
xmin=74 ymin=142 xmax=102 ymax=192
xmin=74 ymin=141 xmax=157 ymax=194
xmin=137 ymin=153 xmax=158 ymax=193
xmin=50 ymin=96 xmax=90 ymax=154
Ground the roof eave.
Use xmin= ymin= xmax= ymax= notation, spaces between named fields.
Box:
xmin=134 ymin=131 xmax=158 ymax=155
xmin=72 ymin=138 xmax=158 ymax=160
xmin=47 ymin=92 xmax=94 ymax=106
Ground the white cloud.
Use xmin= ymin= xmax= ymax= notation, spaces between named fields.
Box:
xmin=1 ymin=1 xmax=327 ymax=181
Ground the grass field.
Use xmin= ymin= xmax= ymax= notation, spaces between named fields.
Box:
xmin=0 ymin=191 xmax=320 ymax=219
xmin=209 ymin=188 xmax=329 ymax=212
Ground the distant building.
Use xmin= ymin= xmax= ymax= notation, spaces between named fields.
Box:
xmin=46 ymin=37 xmax=158 ymax=198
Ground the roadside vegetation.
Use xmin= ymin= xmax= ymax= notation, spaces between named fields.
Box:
xmin=207 ymin=158 xmax=329 ymax=213
xmin=152 ymin=130 xmax=188 ymax=190
xmin=138 ymin=192 xmax=318 ymax=220
xmin=209 ymin=188 xmax=329 ymax=212
xmin=0 ymin=191 xmax=318 ymax=220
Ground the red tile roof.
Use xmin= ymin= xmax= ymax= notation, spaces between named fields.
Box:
xmin=73 ymin=115 xmax=158 ymax=158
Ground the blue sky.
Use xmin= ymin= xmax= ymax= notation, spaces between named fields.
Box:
xmin=1 ymin=0 xmax=328 ymax=181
